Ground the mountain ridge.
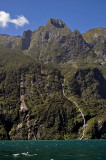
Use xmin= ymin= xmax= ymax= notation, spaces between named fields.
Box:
xmin=0 ymin=18 xmax=106 ymax=63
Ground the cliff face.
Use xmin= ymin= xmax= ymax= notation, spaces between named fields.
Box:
xmin=0 ymin=18 xmax=106 ymax=140
xmin=22 ymin=30 xmax=32 ymax=50
xmin=63 ymin=68 xmax=106 ymax=139
xmin=0 ymin=48 xmax=83 ymax=140
xmin=82 ymin=27 xmax=106 ymax=63
xmin=0 ymin=34 xmax=22 ymax=50
xmin=0 ymin=48 xmax=105 ymax=139
xmin=0 ymin=19 xmax=106 ymax=64
xmin=70 ymin=68 xmax=106 ymax=100
xmin=25 ymin=18 xmax=72 ymax=63
xmin=21 ymin=19 xmax=96 ymax=64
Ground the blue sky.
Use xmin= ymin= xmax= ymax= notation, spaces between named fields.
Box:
xmin=0 ymin=0 xmax=106 ymax=36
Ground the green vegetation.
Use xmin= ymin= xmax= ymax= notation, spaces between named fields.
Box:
xmin=0 ymin=18 xmax=106 ymax=139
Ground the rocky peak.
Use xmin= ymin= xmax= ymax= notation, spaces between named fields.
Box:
xmin=47 ymin=18 xmax=66 ymax=28
xmin=73 ymin=29 xmax=81 ymax=35
xmin=22 ymin=30 xmax=32 ymax=38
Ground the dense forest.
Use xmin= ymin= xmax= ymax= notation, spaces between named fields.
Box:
xmin=0 ymin=18 xmax=106 ymax=139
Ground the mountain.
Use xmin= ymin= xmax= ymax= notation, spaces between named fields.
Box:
xmin=22 ymin=18 xmax=72 ymax=63
xmin=0 ymin=18 xmax=106 ymax=139
xmin=82 ymin=27 xmax=106 ymax=63
xmin=0 ymin=47 xmax=83 ymax=140
xmin=0 ymin=18 xmax=106 ymax=64
xmin=0 ymin=34 xmax=21 ymax=50
xmin=21 ymin=19 xmax=96 ymax=64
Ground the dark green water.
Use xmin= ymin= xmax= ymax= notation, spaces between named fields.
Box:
xmin=0 ymin=140 xmax=106 ymax=160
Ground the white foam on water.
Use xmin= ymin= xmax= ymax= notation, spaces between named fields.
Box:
xmin=21 ymin=152 xmax=32 ymax=156
xmin=33 ymin=154 xmax=37 ymax=156
xmin=13 ymin=153 xmax=20 ymax=157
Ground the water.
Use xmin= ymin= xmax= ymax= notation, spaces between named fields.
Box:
xmin=0 ymin=140 xmax=106 ymax=160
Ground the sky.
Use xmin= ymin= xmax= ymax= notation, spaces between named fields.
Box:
xmin=0 ymin=0 xmax=106 ymax=36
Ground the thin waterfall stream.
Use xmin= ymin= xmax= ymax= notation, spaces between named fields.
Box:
xmin=73 ymin=101 xmax=85 ymax=140
xmin=62 ymin=79 xmax=86 ymax=139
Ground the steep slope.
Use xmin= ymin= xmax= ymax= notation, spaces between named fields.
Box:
xmin=22 ymin=18 xmax=71 ymax=63
xmin=22 ymin=18 xmax=96 ymax=64
xmin=57 ymin=30 xmax=94 ymax=63
xmin=63 ymin=67 xmax=106 ymax=139
xmin=0 ymin=47 xmax=83 ymax=140
xmin=0 ymin=34 xmax=22 ymax=50
xmin=0 ymin=19 xmax=106 ymax=65
xmin=0 ymin=18 xmax=106 ymax=140
xmin=82 ymin=27 xmax=106 ymax=63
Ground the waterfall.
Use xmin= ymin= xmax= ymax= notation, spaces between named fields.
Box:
xmin=74 ymin=102 xmax=85 ymax=140
xmin=62 ymin=79 xmax=86 ymax=140
xmin=62 ymin=79 xmax=65 ymax=96
xmin=62 ymin=83 xmax=64 ymax=96
xmin=20 ymin=76 xmax=28 ymax=112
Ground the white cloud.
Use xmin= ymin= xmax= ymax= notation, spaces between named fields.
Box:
xmin=0 ymin=11 xmax=10 ymax=28
xmin=0 ymin=11 xmax=29 ymax=28
xmin=10 ymin=16 xmax=29 ymax=27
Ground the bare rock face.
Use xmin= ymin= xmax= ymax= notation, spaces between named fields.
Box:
xmin=82 ymin=27 xmax=106 ymax=63
xmin=0 ymin=19 xmax=106 ymax=64
xmin=0 ymin=34 xmax=22 ymax=49
xmin=58 ymin=30 xmax=91 ymax=63
xmin=22 ymin=18 xmax=94 ymax=64
xmin=47 ymin=18 xmax=66 ymax=28
xmin=22 ymin=30 xmax=32 ymax=50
